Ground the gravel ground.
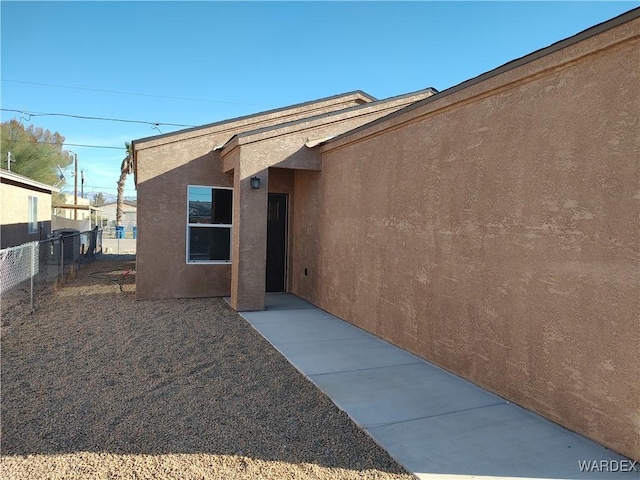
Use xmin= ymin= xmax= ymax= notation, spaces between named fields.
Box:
xmin=1 ymin=257 xmax=413 ymax=480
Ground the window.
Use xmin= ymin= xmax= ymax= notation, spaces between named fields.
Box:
xmin=28 ymin=195 xmax=38 ymax=234
xmin=187 ymin=186 xmax=233 ymax=263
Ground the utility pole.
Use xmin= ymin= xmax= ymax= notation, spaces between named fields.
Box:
xmin=73 ymin=153 xmax=78 ymax=220
xmin=81 ymin=169 xmax=85 ymax=199
xmin=6 ymin=151 xmax=14 ymax=171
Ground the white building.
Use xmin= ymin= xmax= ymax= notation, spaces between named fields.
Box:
xmin=101 ymin=200 xmax=137 ymax=229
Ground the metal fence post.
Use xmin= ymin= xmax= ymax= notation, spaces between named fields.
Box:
xmin=30 ymin=242 xmax=35 ymax=312
xmin=74 ymin=233 xmax=78 ymax=272
xmin=60 ymin=236 xmax=64 ymax=282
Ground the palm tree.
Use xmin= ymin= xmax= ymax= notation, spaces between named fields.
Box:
xmin=116 ymin=142 xmax=134 ymax=226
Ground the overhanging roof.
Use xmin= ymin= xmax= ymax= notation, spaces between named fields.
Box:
xmin=53 ymin=204 xmax=102 ymax=212
xmin=219 ymin=87 xmax=438 ymax=154
xmin=131 ymin=89 xmax=378 ymax=187
xmin=0 ymin=169 xmax=60 ymax=194
xmin=131 ymin=90 xmax=377 ymax=147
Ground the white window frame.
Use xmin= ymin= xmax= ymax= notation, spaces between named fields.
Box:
xmin=28 ymin=195 xmax=38 ymax=234
xmin=186 ymin=185 xmax=233 ymax=264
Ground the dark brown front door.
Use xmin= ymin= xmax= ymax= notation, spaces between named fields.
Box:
xmin=266 ymin=194 xmax=288 ymax=292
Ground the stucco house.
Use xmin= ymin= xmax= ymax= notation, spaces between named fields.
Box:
xmin=133 ymin=9 xmax=639 ymax=461
xmin=100 ymin=200 xmax=137 ymax=229
xmin=133 ymin=87 xmax=437 ymax=300
xmin=0 ymin=169 xmax=59 ymax=249
xmin=53 ymin=193 xmax=91 ymax=221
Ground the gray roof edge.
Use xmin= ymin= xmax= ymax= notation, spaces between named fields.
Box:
xmin=226 ymin=86 xmax=438 ymax=145
xmin=0 ymin=169 xmax=60 ymax=193
xmin=322 ymin=7 xmax=640 ymax=148
xmin=131 ymin=90 xmax=377 ymax=147
xmin=102 ymin=200 xmax=137 ymax=207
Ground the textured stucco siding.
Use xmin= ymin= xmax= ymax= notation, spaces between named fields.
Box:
xmin=292 ymin=25 xmax=640 ymax=459
xmin=135 ymin=135 xmax=233 ymax=299
xmin=1 ymin=183 xmax=53 ymax=248
xmin=134 ymin=92 xmax=414 ymax=301
xmin=222 ymin=91 xmax=435 ymax=310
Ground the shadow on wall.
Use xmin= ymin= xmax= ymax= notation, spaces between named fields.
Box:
xmin=0 ymin=221 xmax=52 ymax=249
xmin=134 ymin=151 xmax=233 ymax=299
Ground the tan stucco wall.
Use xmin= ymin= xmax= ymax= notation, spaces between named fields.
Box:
xmin=135 ymin=136 xmax=233 ymax=299
xmin=1 ymin=183 xmax=53 ymax=247
xmin=134 ymin=92 xmax=386 ymax=300
xmin=136 ymin=90 xmax=434 ymax=301
xmin=134 ymin=92 xmax=390 ymax=300
xmin=292 ymin=21 xmax=640 ymax=460
xmin=223 ymin=91 xmax=436 ymax=310
xmin=1 ymin=183 xmax=53 ymax=224
xmin=230 ymin=167 xmax=296 ymax=310
xmin=54 ymin=194 xmax=91 ymax=220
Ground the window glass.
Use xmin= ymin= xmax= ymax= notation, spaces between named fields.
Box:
xmin=187 ymin=186 xmax=232 ymax=263
xmin=188 ymin=187 xmax=232 ymax=224
xmin=188 ymin=227 xmax=231 ymax=261
xmin=28 ymin=196 xmax=38 ymax=234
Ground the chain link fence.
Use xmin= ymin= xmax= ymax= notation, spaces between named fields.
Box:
xmin=0 ymin=229 xmax=102 ymax=323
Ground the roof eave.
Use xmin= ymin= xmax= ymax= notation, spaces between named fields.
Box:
xmin=0 ymin=170 xmax=60 ymax=193
xmin=321 ymin=7 xmax=640 ymax=150
xmin=131 ymin=90 xmax=378 ymax=148
xmin=228 ymin=87 xmax=438 ymax=146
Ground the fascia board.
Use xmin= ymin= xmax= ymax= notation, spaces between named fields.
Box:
xmin=226 ymin=88 xmax=437 ymax=148
xmin=131 ymin=90 xmax=377 ymax=150
xmin=0 ymin=170 xmax=60 ymax=193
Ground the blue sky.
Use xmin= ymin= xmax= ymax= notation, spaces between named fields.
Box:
xmin=1 ymin=1 xmax=635 ymax=199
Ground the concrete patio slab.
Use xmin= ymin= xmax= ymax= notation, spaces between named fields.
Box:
xmin=237 ymin=294 xmax=638 ymax=480
xmin=272 ymin=336 xmax=423 ymax=376
xmin=241 ymin=307 xmax=338 ymax=325
xmin=368 ymin=403 xmax=636 ymax=480
xmin=310 ymin=362 xmax=505 ymax=428
xmin=265 ymin=292 xmax=316 ymax=310
xmin=242 ymin=309 xmax=371 ymax=344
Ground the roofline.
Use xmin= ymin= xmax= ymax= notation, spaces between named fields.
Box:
xmin=101 ymin=200 xmax=137 ymax=207
xmin=235 ymin=87 xmax=437 ymax=140
xmin=219 ymin=87 xmax=438 ymax=154
xmin=53 ymin=204 xmax=103 ymax=212
xmin=131 ymin=89 xmax=377 ymax=147
xmin=0 ymin=169 xmax=60 ymax=193
xmin=322 ymin=7 xmax=640 ymax=148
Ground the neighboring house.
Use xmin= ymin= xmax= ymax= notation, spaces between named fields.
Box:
xmin=0 ymin=169 xmax=59 ymax=249
xmin=100 ymin=200 xmax=137 ymax=229
xmin=132 ymin=9 xmax=639 ymax=462
xmin=52 ymin=193 xmax=93 ymax=231
xmin=53 ymin=193 xmax=91 ymax=221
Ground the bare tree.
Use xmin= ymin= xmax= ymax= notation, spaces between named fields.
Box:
xmin=116 ymin=142 xmax=134 ymax=226
xmin=91 ymin=192 xmax=106 ymax=207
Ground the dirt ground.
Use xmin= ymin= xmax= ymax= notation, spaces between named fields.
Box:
xmin=1 ymin=257 xmax=413 ymax=480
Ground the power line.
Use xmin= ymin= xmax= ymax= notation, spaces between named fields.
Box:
xmin=1 ymin=108 xmax=195 ymax=128
xmin=65 ymin=184 xmax=137 ymax=192
xmin=65 ymin=142 xmax=125 ymax=150
xmin=4 ymin=139 xmax=126 ymax=150
xmin=85 ymin=186 xmax=137 ymax=192
xmin=2 ymin=79 xmax=277 ymax=107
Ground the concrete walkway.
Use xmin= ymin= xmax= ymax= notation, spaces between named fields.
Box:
xmin=238 ymin=293 xmax=637 ymax=480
